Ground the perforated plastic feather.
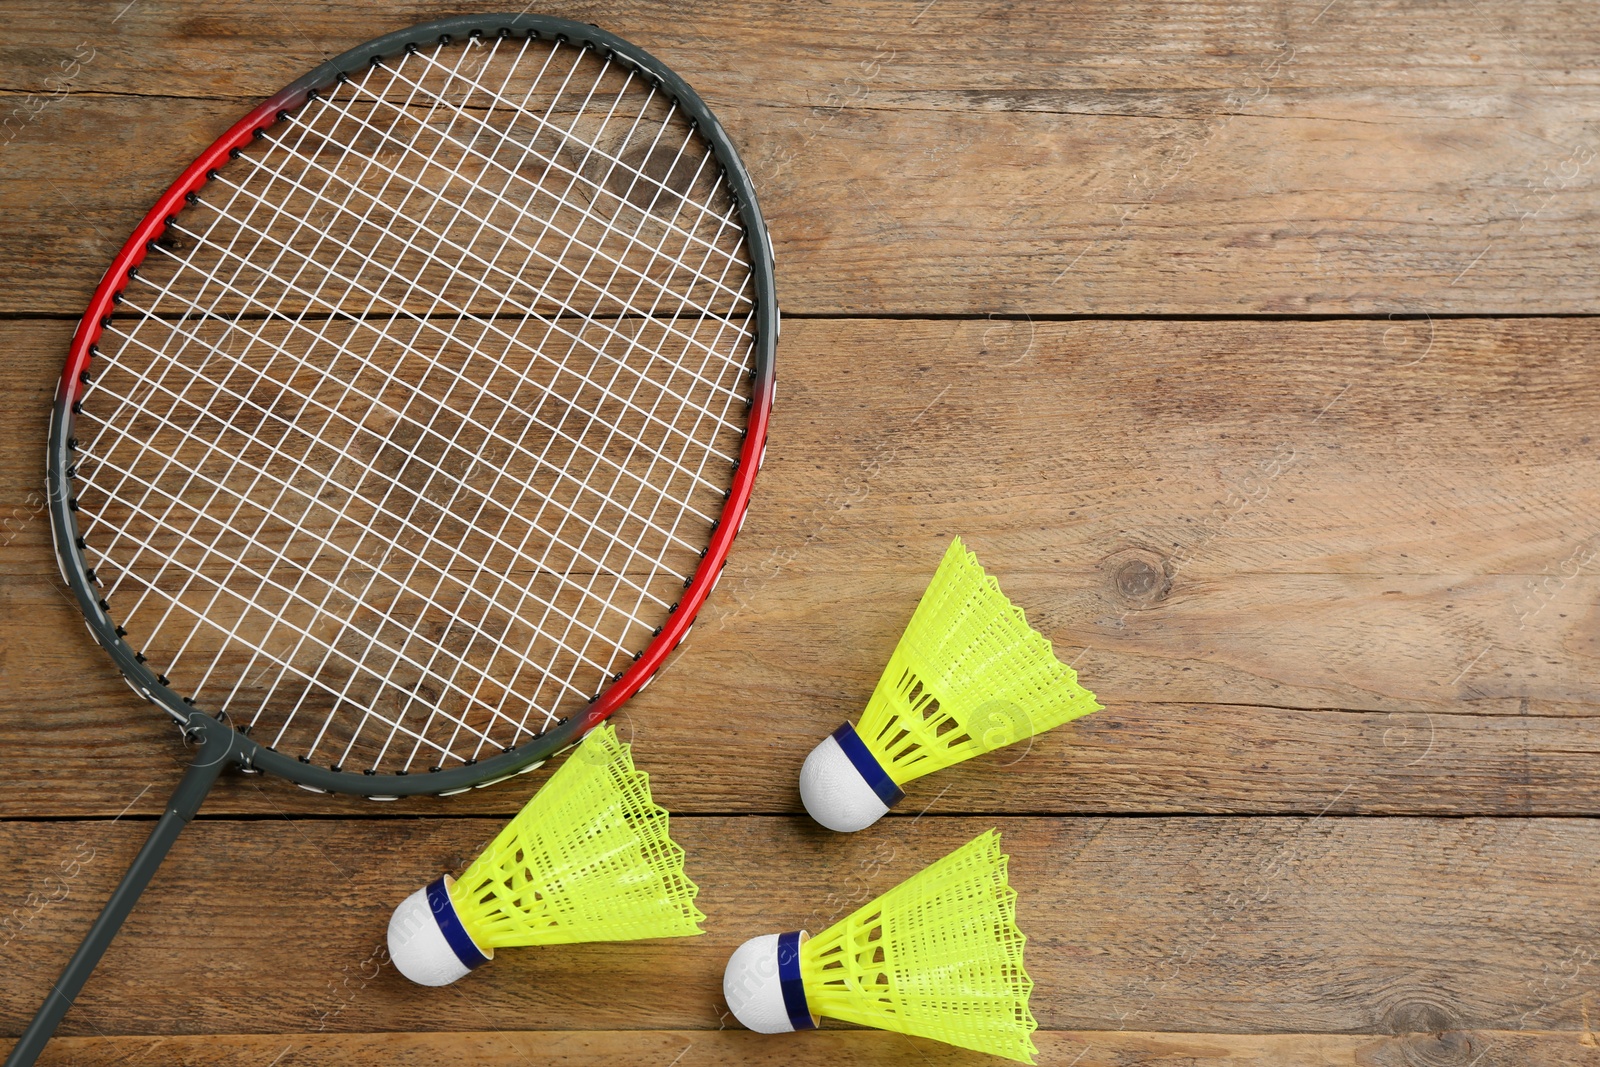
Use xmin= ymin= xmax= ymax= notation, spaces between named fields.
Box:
xmin=447 ymin=723 xmax=704 ymax=948
xmin=858 ymin=537 xmax=1101 ymax=785
xmin=800 ymin=830 xmax=1038 ymax=1063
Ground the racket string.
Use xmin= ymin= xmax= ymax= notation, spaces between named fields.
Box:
xmin=81 ymin=66 xmax=672 ymax=700
xmin=97 ymin=43 xmax=664 ymax=751
xmin=420 ymin=56 xmax=730 ymax=760
xmin=73 ymin=34 xmax=757 ymax=772
xmin=238 ymin=47 xmax=761 ymax=751
xmin=216 ymin=121 xmax=756 ymax=402
xmin=93 ymin=64 xmax=728 ymax=630
xmin=245 ymin=39 xmax=558 ymax=754
xmin=531 ymin=190 xmax=758 ymax=729
xmin=87 ymin=165 xmax=401 ymax=719
xmin=257 ymin=43 xmax=721 ymax=761
xmin=84 ymin=46 xmax=454 ymax=689
xmin=86 ymin=41 xmax=576 ymax=764
xmin=333 ymin=35 xmax=640 ymax=766
xmin=468 ymin=77 xmax=755 ymax=744
xmin=76 ymin=432 xmax=602 ymax=726
xmin=399 ymin=43 xmax=750 ymax=278
xmin=355 ymin=36 xmax=715 ymax=767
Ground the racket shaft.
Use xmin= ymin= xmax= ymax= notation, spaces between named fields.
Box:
xmin=4 ymin=744 xmax=227 ymax=1067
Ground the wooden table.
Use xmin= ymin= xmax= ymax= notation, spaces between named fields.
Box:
xmin=3 ymin=3 xmax=1598 ymax=1064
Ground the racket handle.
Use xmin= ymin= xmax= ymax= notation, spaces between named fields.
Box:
xmin=4 ymin=735 xmax=230 ymax=1067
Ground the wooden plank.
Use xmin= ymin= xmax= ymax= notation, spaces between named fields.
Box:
xmin=2 ymin=2 xmax=1598 ymax=314
xmin=0 ymin=816 xmax=1595 ymax=1038
xmin=16 ymin=1028 xmax=1600 ymax=1067
xmin=3 ymin=316 xmax=1599 ymax=817
xmin=4 ymin=6 xmax=1592 ymax=1066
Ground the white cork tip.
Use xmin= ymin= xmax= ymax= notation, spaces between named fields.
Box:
xmin=723 ymin=933 xmax=795 ymax=1033
xmin=387 ymin=880 xmax=486 ymax=987
xmin=799 ymin=732 xmax=891 ymax=833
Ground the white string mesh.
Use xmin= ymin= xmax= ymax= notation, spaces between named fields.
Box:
xmin=70 ymin=34 xmax=757 ymax=774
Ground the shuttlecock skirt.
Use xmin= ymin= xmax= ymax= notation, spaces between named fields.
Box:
xmin=721 ymin=830 xmax=1039 ymax=1063
xmin=386 ymin=724 xmax=703 ymax=987
xmin=801 ymin=537 xmax=1101 ymax=833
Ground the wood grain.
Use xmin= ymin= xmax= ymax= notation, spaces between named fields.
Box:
xmin=3 ymin=4 xmax=1598 ymax=1064
xmin=16 ymin=1029 xmax=1600 ymax=1067
xmin=0 ymin=816 xmax=1596 ymax=1041
xmin=1 ymin=2 xmax=1597 ymax=314
xmin=2 ymin=316 xmax=1597 ymax=817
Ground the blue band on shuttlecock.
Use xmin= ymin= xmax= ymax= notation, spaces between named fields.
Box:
xmin=426 ymin=876 xmax=490 ymax=972
xmin=832 ymin=721 xmax=905 ymax=807
xmin=776 ymin=930 xmax=817 ymax=1031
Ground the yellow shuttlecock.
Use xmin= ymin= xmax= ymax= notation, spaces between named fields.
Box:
xmin=724 ymin=830 xmax=1037 ymax=1063
xmin=387 ymin=723 xmax=704 ymax=985
xmin=801 ymin=537 xmax=1101 ymax=831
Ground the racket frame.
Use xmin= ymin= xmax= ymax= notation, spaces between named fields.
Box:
xmin=45 ymin=13 xmax=777 ymax=798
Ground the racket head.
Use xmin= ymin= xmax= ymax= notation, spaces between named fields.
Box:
xmin=45 ymin=14 xmax=776 ymax=797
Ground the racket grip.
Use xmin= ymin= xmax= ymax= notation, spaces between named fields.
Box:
xmin=3 ymin=734 xmax=230 ymax=1067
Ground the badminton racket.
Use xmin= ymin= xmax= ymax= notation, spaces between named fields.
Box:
xmin=9 ymin=14 xmax=775 ymax=1064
